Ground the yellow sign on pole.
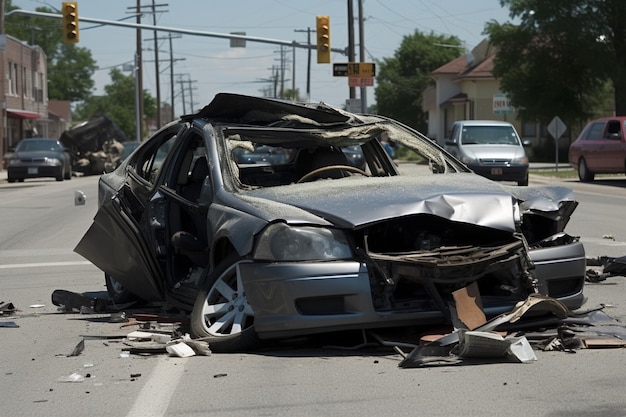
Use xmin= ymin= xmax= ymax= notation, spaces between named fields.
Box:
xmin=347 ymin=63 xmax=375 ymax=77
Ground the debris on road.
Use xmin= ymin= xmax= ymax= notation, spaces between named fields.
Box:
xmin=1 ymin=301 xmax=17 ymax=315
xmin=585 ymin=255 xmax=626 ymax=282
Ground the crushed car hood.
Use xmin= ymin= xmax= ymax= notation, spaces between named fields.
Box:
xmin=239 ymin=173 xmax=520 ymax=231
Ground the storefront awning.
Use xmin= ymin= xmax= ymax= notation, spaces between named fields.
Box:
xmin=7 ymin=109 xmax=42 ymax=119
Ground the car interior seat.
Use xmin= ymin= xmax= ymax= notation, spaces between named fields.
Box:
xmin=171 ymin=156 xmax=210 ymax=267
xmin=295 ymin=146 xmax=350 ymax=180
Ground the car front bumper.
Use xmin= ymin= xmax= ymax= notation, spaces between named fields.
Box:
xmin=467 ymin=164 xmax=528 ymax=182
xmin=8 ymin=165 xmax=63 ymax=179
xmin=239 ymin=238 xmax=586 ymax=339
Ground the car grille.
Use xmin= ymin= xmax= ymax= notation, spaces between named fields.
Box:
xmin=479 ymin=158 xmax=510 ymax=165
xmin=20 ymin=157 xmax=47 ymax=163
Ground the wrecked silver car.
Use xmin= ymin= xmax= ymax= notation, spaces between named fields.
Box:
xmin=75 ymin=93 xmax=585 ymax=352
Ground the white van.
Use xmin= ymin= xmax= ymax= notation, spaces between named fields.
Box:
xmin=445 ymin=120 xmax=530 ymax=186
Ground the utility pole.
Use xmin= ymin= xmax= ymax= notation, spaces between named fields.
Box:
xmin=177 ymin=75 xmax=186 ymax=114
xmin=150 ymin=1 xmax=169 ymax=127
xmin=358 ymin=0 xmax=367 ymax=113
xmin=347 ymin=0 xmax=356 ymax=100
xmin=134 ymin=1 xmax=144 ymax=138
xmin=186 ymin=77 xmax=196 ymax=112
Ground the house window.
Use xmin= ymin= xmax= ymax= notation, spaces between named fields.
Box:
xmin=7 ymin=62 xmax=15 ymax=95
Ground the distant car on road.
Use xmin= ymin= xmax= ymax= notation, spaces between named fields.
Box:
xmin=3 ymin=138 xmax=72 ymax=183
xmin=568 ymin=116 xmax=626 ymax=182
xmin=445 ymin=120 xmax=530 ymax=186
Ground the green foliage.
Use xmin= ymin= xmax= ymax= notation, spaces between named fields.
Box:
xmin=486 ymin=0 xmax=626 ymax=122
xmin=74 ymin=69 xmax=156 ymax=140
xmin=374 ymin=31 xmax=463 ymax=132
xmin=4 ymin=2 xmax=97 ymax=102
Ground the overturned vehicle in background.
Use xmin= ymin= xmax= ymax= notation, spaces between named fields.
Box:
xmin=60 ymin=115 xmax=128 ymax=175
xmin=74 ymin=93 xmax=586 ymax=352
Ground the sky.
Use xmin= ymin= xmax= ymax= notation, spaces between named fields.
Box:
xmin=12 ymin=0 xmax=514 ymax=114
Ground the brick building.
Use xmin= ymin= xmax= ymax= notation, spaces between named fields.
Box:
xmin=0 ymin=34 xmax=49 ymax=158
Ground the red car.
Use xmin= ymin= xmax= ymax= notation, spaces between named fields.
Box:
xmin=568 ymin=116 xmax=626 ymax=181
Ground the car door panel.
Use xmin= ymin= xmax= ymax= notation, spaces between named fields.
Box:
xmin=74 ymin=189 xmax=165 ymax=301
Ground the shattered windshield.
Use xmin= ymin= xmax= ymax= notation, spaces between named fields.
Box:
xmin=220 ymin=120 xmax=466 ymax=188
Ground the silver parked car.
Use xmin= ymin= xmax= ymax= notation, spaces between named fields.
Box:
xmin=3 ymin=138 xmax=72 ymax=183
xmin=445 ymin=120 xmax=530 ymax=186
xmin=75 ymin=93 xmax=585 ymax=352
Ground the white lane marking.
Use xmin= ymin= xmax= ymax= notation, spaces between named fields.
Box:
xmin=0 ymin=261 xmax=92 ymax=269
xmin=126 ymin=358 xmax=187 ymax=417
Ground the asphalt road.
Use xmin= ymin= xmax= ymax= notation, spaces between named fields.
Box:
xmin=1 ymin=173 xmax=625 ymax=417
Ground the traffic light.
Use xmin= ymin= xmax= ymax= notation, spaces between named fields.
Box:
xmin=316 ymin=15 xmax=330 ymax=64
xmin=62 ymin=2 xmax=79 ymax=44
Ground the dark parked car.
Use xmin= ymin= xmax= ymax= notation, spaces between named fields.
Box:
xmin=568 ymin=116 xmax=626 ymax=182
xmin=3 ymin=138 xmax=72 ymax=183
xmin=75 ymin=93 xmax=585 ymax=352
xmin=445 ymin=120 xmax=530 ymax=186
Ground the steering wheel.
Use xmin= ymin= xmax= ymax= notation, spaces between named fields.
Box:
xmin=297 ymin=164 xmax=370 ymax=183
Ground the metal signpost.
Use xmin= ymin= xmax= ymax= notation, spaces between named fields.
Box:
xmin=547 ymin=116 xmax=567 ymax=172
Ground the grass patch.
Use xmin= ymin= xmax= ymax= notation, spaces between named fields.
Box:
xmin=530 ymin=169 xmax=578 ymax=179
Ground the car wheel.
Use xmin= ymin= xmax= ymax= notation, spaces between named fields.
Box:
xmin=190 ymin=254 xmax=259 ymax=352
xmin=577 ymin=158 xmax=594 ymax=182
xmin=64 ymin=164 xmax=72 ymax=180
xmin=7 ymin=173 xmax=16 ymax=183
xmin=518 ymin=174 xmax=529 ymax=186
xmin=105 ymin=273 xmax=139 ymax=304
xmin=56 ymin=167 xmax=64 ymax=181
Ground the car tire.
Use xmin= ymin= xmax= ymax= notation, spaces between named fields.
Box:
xmin=105 ymin=273 xmax=139 ymax=304
xmin=518 ymin=174 xmax=529 ymax=186
xmin=64 ymin=164 xmax=72 ymax=180
xmin=56 ymin=167 xmax=64 ymax=181
xmin=7 ymin=173 xmax=17 ymax=183
xmin=190 ymin=253 xmax=259 ymax=352
xmin=577 ymin=158 xmax=594 ymax=182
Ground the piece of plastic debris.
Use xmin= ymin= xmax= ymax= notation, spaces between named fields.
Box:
xmin=165 ymin=342 xmax=196 ymax=357
xmin=0 ymin=321 xmax=19 ymax=328
xmin=67 ymin=339 xmax=85 ymax=357
xmin=119 ymin=351 xmax=130 ymax=358
xmin=181 ymin=337 xmax=211 ymax=356
xmin=57 ymin=373 xmax=85 ymax=383
xmin=74 ymin=190 xmax=86 ymax=206
xmin=84 ymin=363 xmax=94 ymax=368
xmin=109 ymin=312 xmax=127 ymax=323
xmin=151 ymin=334 xmax=172 ymax=344
xmin=29 ymin=304 xmax=45 ymax=308
xmin=126 ymin=330 xmax=157 ymax=340
xmin=0 ymin=301 xmax=17 ymax=315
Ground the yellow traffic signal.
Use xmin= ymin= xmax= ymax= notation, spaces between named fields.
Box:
xmin=62 ymin=2 xmax=79 ymax=44
xmin=316 ymin=15 xmax=330 ymax=64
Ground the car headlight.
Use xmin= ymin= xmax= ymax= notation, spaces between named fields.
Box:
xmin=7 ymin=159 xmax=20 ymax=166
xmin=253 ymin=223 xmax=352 ymax=261
xmin=511 ymin=156 xmax=529 ymax=165
xmin=44 ymin=157 xmax=62 ymax=166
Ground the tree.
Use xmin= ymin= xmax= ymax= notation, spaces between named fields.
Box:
xmin=74 ymin=68 xmax=156 ymax=140
xmin=485 ymin=0 xmax=626 ymax=123
xmin=374 ymin=31 xmax=463 ymax=132
xmin=5 ymin=1 xmax=97 ymax=102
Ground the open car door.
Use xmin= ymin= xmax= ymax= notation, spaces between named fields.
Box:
xmin=74 ymin=186 xmax=165 ymax=302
